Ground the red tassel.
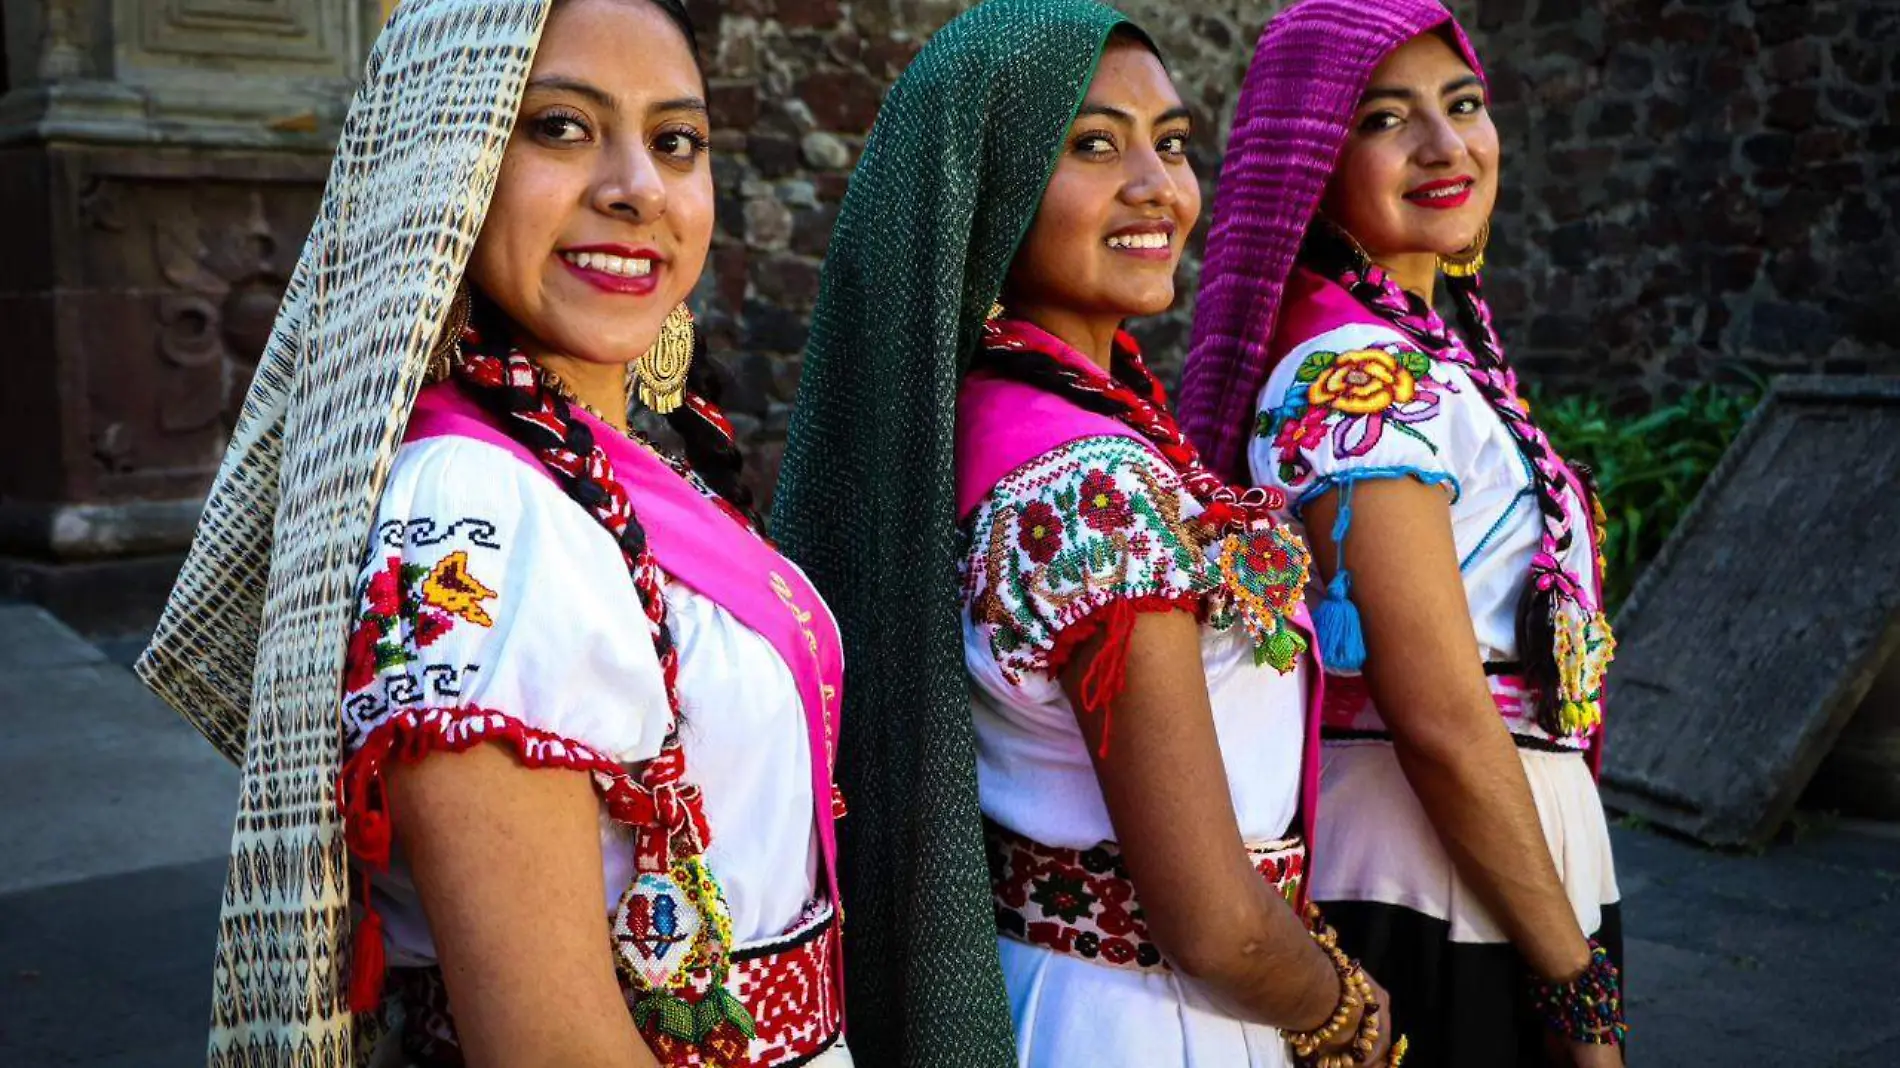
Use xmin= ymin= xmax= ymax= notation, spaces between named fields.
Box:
xmin=1076 ymin=600 xmax=1138 ymax=758
xmin=1046 ymin=595 xmax=1201 ymax=760
xmin=347 ymin=882 xmax=387 ymax=1013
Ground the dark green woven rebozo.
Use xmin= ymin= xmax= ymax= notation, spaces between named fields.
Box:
xmin=772 ymin=1 xmax=1130 ymax=1064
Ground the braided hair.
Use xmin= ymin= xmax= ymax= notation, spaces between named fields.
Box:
xmin=1301 ymin=224 xmax=1592 ymax=736
xmin=974 ymin=323 xmax=1286 ymax=526
xmin=665 ymin=335 xmax=763 ymax=530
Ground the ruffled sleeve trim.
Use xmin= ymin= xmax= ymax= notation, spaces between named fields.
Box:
xmin=964 ymin=436 xmax=1215 ymax=753
xmin=337 ymin=704 xmax=703 ymax=1012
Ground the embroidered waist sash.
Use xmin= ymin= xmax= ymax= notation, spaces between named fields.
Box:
xmin=1321 ymin=670 xmax=1588 ymax=750
xmin=986 ymin=821 xmax=1306 ymax=974
xmin=390 ymin=898 xmax=843 ymax=1067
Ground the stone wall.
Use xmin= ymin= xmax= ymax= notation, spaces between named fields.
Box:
xmin=1469 ymin=0 xmax=1899 ymax=400
xmin=6 ymin=0 xmax=1892 ymax=625
xmin=680 ymin=0 xmax=1299 ymax=502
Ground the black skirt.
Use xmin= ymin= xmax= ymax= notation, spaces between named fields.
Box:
xmin=1320 ymin=899 xmax=1624 ymax=1068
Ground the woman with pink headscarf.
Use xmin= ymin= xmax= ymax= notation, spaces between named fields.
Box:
xmin=1180 ymin=3 xmax=1626 ymax=1066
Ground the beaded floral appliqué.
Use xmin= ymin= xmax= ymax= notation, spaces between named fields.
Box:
xmin=614 ymin=856 xmax=756 ymax=1058
xmin=1258 ymin=343 xmax=1457 ymax=487
xmin=1209 ymin=525 xmax=1313 ymax=673
xmin=966 ymin=437 xmax=1308 ymax=679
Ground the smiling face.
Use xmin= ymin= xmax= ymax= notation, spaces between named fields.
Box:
xmin=1003 ymin=35 xmax=1202 ymax=328
xmin=464 ymin=0 xmax=712 ymax=369
xmin=1323 ymin=31 xmax=1498 ymax=262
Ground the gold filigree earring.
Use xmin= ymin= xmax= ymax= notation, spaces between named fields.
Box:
xmin=425 ymin=282 xmax=471 ymax=384
xmin=635 ymin=303 xmax=695 ymax=414
xmin=1438 ymin=219 xmax=1490 ymax=278
xmin=986 ymin=301 xmax=1005 ymax=321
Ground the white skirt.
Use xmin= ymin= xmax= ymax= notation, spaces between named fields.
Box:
xmin=998 ymin=937 xmax=1293 ymax=1068
xmin=1308 ymin=738 xmax=1622 ymax=1067
xmin=1311 ymin=739 xmax=1620 ymax=941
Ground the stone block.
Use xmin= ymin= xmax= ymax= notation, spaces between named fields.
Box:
xmin=799 ymin=130 xmax=852 ymax=171
xmin=777 ymin=0 xmax=842 ymax=30
xmin=796 ymin=69 xmax=882 ymax=133
xmin=743 ymin=195 xmax=794 ymax=250
xmin=751 ymin=254 xmax=821 ymax=309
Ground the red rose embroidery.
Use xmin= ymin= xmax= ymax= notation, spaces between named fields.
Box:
xmin=1018 ymin=501 xmax=1065 ymax=564
xmin=1077 ymin=470 xmax=1132 ymax=532
xmin=343 ymin=622 xmax=382 ymax=694
xmin=364 ymin=556 xmax=403 ymax=617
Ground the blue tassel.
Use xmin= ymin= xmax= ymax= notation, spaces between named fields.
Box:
xmin=1315 ymin=569 xmax=1367 ymax=671
xmin=1315 ymin=480 xmax=1368 ymax=671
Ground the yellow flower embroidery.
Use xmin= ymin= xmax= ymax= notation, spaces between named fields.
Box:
xmin=420 ymin=550 xmax=498 ymax=627
xmin=1308 ymin=348 xmax=1418 ymax=416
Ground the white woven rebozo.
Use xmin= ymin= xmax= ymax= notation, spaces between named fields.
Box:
xmin=135 ymin=2 xmax=551 ymax=1062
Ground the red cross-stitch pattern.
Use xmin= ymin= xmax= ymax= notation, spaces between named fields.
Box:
xmin=726 ymin=904 xmax=843 ymax=1066
xmin=988 ymin=821 xmax=1306 ymax=974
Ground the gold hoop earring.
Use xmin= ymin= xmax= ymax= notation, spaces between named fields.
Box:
xmin=1439 ymin=219 xmax=1490 ymax=278
xmin=635 ymin=303 xmax=694 ymax=414
xmin=425 ymin=283 xmax=472 ymax=384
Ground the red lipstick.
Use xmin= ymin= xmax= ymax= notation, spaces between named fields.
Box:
xmin=558 ymin=243 xmax=665 ymax=296
xmin=1403 ymin=177 xmax=1475 ymax=210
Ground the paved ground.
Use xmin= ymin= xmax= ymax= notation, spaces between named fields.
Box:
xmin=2 ymin=602 xmax=1896 ymax=1066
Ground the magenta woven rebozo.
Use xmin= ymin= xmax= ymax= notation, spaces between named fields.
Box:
xmin=1179 ymin=0 xmax=1485 ymax=480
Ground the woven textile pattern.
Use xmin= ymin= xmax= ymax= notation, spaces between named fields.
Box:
xmin=771 ymin=2 xmax=1127 ymax=1065
xmin=134 ymin=2 xmax=552 ymax=1063
xmin=1176 ymin=0 xmax=1480 ymax=480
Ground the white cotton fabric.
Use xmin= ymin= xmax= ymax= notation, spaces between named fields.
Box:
xmin=1310 ymin=740 xmax=1620 ymax=941
xmin=961 ymin=439 xmax=1306 ymax=1068
xmin=1250 ymin=321 xmax=1602 ymax=745
xmin=341 ymin=436 xmax=818 ymax=966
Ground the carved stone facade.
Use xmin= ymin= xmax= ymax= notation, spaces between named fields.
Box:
xmin=0 ymin=0 xmax=367 ymax=628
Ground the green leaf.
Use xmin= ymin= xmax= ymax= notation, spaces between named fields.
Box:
xmin=657 ymin=996 xmax=696 ymax=1040
xmin=1294 ymin=351 xmax=1334 ymax=382
xmin=718 ymin=988 xmax=759 ymax=1039
xmin=692 ymin=995 xmax=723 ymax=1042
xmin=1398 ymin=350 xmax=1432 ymax=379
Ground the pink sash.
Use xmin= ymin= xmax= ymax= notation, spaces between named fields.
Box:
xmin=1270 ymin=268 xmax=1389 ymax=364
xmin=953 ymin=325 xmax=1325 ymax=859
xmin=404 ymin=382 xmax=846 ymax=1000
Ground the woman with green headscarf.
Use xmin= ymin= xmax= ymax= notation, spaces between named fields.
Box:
xmin=776 ymin=3 xmax=1398 ymax=1066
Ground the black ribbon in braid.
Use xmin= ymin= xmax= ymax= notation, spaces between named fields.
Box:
xmin=663 ymin=329 xmax=763 ymax=531
xmin=1302 ymin=226 xmax=1599 ymax=737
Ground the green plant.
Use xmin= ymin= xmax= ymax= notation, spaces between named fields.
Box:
xmin=1529 ymin=376 xmax=1763 ymax=612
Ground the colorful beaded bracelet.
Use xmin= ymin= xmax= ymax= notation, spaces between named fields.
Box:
xmin=1527 ymin=939 xmax=1627 ymax=1045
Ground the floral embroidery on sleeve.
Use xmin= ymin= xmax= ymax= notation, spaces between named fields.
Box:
xmin=964 ymin=437 xmax=1215 ymax=684
xmin=343 ymin=541 xmax=503 ymax=749
xmin=1256 ymin=342 xmax=1459 ymax=488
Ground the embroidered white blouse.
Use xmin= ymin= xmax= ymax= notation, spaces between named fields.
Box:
xmin=340 ymin=435 xmax=820 ymax=965
xmin=1249 ymin=320 xmax=1603 ymax=746
xmin=959 ymin=434 xmax=1308 ymax=1068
